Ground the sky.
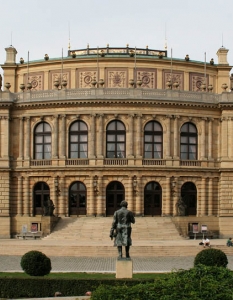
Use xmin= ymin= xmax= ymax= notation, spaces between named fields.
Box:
xmin=0 ymin=0 xmax=232 ymax=76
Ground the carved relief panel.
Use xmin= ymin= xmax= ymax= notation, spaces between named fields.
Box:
xmin=105 ymin=68 xmax=128 ymax=88
xmin=49 ymin=69 xmax=71 ymax=89
xmin=24 ymin=72 xmax=44 ymax=91
xmin=136 ymin=69 xmax=157 ymax=89
xmin=163 ymin=70 xmax=184 ymax=90
xmin=189 ymin=73 xmax=209 ymax=92
xmin=77 ymin=69 xmax=97 ymax=88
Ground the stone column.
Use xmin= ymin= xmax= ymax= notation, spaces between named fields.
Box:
xmin=165 ymin=115 xmax=172 ymax=158
xmin=135 ymin=176 xmax=142 ymax=215
xmin=97 ymin=114 xmax=104 ymax=158
xmin=24 ymin=176 xmax=30 ymax=216
xmin=208 ymin=178 xmax=213 ymax=216
xmin=19 ymin=117 xmax=24 ymax=159
xmin=227 ymin=117 xmax=231 ymax=158
xmin=163 ymin=177 xmax=171 ymax=215
xmin=60 ymin=115 xmax=66 ymax=158
xmin=173 ymin=116 xmax=179 ymax=158
xmin=172 ymin=177 xmax=178 ymax=216
xmin=88 ymin=175 xmax=95 ymax=216
xmin=128 ymin=114 xmax=134 ymax=157
xmin=90 ymin=114 xmax=96 ymax=158
xmin=201 ymin=118 xmax=207 ymax=159
xmin=208 ymin=118 xmax=213 ymax=159
xmin=53 ymin=115 xmax=58 ymax=158
xmin=128 ymin=176 xmax=134 ymax=211
xmin=1 ymin=117 xmax=10 ymax=158
xmin=229 ymin=117 xmax=233 ymax=158
xmin=96 ymin=176 xmax=103 ymax=216
xmin=200 ymin=178 xmax=206 ymax=216
xmin=59 ymin=176 xmax=66 ymax=216
xmin=136 ymin=114 xmax=142 ymax=158
xmin=221 ymin=117 xmax=227 ymax=158
xmin=17 ymin=176 xmax=23 ymax=215
xmin=25 ymin=117 xmax=30 ymax=159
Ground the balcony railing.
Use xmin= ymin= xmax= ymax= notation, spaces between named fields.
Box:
xmin=65 ymin=159 xmax=89 ymax=166
xmin=180 ymin=160 xmax=201 ymax=167
xmin=142 ymin=159 xmax=166 ymax=165
xmin=104 ymin=158 xmax=128 ymax=165
xmin=30 ymin=160 xmax=52 ymax=166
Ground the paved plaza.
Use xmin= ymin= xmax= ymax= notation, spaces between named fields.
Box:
xmin=1 ymin=254 xmax=233 ymax=273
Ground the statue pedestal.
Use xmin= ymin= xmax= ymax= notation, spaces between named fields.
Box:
xmin=116 ymin=258 xmax=133 ymax=278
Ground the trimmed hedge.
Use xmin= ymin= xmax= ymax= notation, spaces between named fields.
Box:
xmin=20 ymin=250 xmax=51 ymax=276
xmin=91 ymin=265 xmax=233 ymax=300
xmin=194 ymin=248 xmax=228 ymax=268
xmin=0 ymin=278 xmax=153 ymax=299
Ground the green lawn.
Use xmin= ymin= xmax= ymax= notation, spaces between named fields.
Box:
xmin=0 ymin=272 xmax=168 ymax=280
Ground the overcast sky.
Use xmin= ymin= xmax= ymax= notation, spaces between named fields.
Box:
xmin=0 ymin=0 xmax=232 ymax=75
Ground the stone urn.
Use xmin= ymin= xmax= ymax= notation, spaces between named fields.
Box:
xmin=19 ymin=83 xmax=25 ymax=92
xmin=185 ymin=54 xmax=190 ymax=61
xmin=208 ymin=84 xmax=213 ymax=92
xmin=173 ymin=81 xmax=179 ymax=89
xmin=129 ymin=50 xmax=134 ymax=57
xmin=166 ymin=80 xmax=172 ymax=89
xmin=27 ymin=82 xmax=32 ymax=90
xmin=201 ymin=83 xmax=206 ymax=91
xmin=129 ymin=79 xmax=135 ymax=88
xmin=136 ymin=79 xmax=142 ymax=87
xmin=91 ymin=78 xmax=97 ymax=87
xmin=72 ymin=52 xmax=76 ymax=58
xmin=4 ymin=82 xmax=11 ymax=90
xmin=20 ymin=57 xmax=24 ymax=64
xmin=44 ymin=54 xmax=49 ymax=61
xmin=54 ymin=79 xmax=60 ymax=89
xmin=98 ymin=79 xmax=105 ymax=87
xmin=221 ymin=83 xmax=228 ymax=92
xmin=62 ymin=80 xmax=67 ymax=89
xmin=100 ymin=50 xmax=105 ymax=57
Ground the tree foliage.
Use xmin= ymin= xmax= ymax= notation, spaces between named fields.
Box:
xmin=20 ymin=250 xmax=51 ymax=276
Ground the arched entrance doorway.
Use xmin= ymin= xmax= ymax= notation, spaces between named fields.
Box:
xmin=34 ymin=182 xmax=50 ymax=215
xmin=181 ymin=182 xmax=197 ymax=215
xmin=69 ymin=181 xmax=87 ymax=216
xmin=106 ymin=181 xmax=125 ymax=215
xmin=144 ymin=181 xmax=162 ymax=216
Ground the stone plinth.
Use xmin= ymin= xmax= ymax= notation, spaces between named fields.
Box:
xmin=116 ymin=258 xmax=133 ymax=278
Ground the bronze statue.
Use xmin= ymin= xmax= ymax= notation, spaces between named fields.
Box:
xmin=176 ymin=197 xmax=187 ymax=216
xmin=110 ymin=200 xmax=135 ymax=259
xmin=43 ymin=198 xmax=55 ymax=216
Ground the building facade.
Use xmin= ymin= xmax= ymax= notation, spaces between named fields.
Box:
xmin=0 ymin=45 xmax=233 ymax=238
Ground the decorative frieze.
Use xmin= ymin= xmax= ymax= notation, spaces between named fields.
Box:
xmin=105 ymin=68 xmax=127 ymax=88
xmin=78 ymin=70 xmax=97 ymax=88
xmin=136 ymin=69 xmax=156 ymax=89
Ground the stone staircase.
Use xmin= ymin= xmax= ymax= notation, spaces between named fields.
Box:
xmin=0 ymin=217 xmax=231 ymax=258
xmin=43 ymin=216 xmax=183 ymax=242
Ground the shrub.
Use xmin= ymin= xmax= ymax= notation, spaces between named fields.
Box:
xmin=20 ymin=250 xmax=51 ymax=276
xmin=194 ymin=248 xmax=228 ymax=268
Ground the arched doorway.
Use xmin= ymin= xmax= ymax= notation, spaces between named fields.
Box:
xmin=106 ymin=181 xmax=125 ymax=215
xmin=69 ymin=182 xmax=87 ymax=216
xmin=34 ymin=182 xmax=50 ymax=215
xmin=144 ymin=181 xmax=162 ymax=216
xmin=181 ymin=182 xmax=197 ymax=215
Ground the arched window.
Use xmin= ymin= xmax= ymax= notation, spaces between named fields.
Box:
xmin=106 ymin=181 xmax=125 ymax=215
xmin=181 ymin=182 xmax=197 ymax=215
xmin=33 ymin=182 xmax=50 ymax=215
xmin=144 ymin=121 xmax=163 ymax=158
xmin=69 ymin=181 xmax=86 ymax=215
xmin=144 ymin=181 xmax=162 ymax=216
xmin=34 ymin=122 xmax=51 ymax=159
xmin=180 ymin=123 xmax=197 ymax=160
xmin=106 ymin=120 xmax=126 ymax=158
xmin=69 ymin=121 xmax=88 ymax=158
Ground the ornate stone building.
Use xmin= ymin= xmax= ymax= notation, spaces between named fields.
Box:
xmin=0 ymin=44 xmax=233 ymax=238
